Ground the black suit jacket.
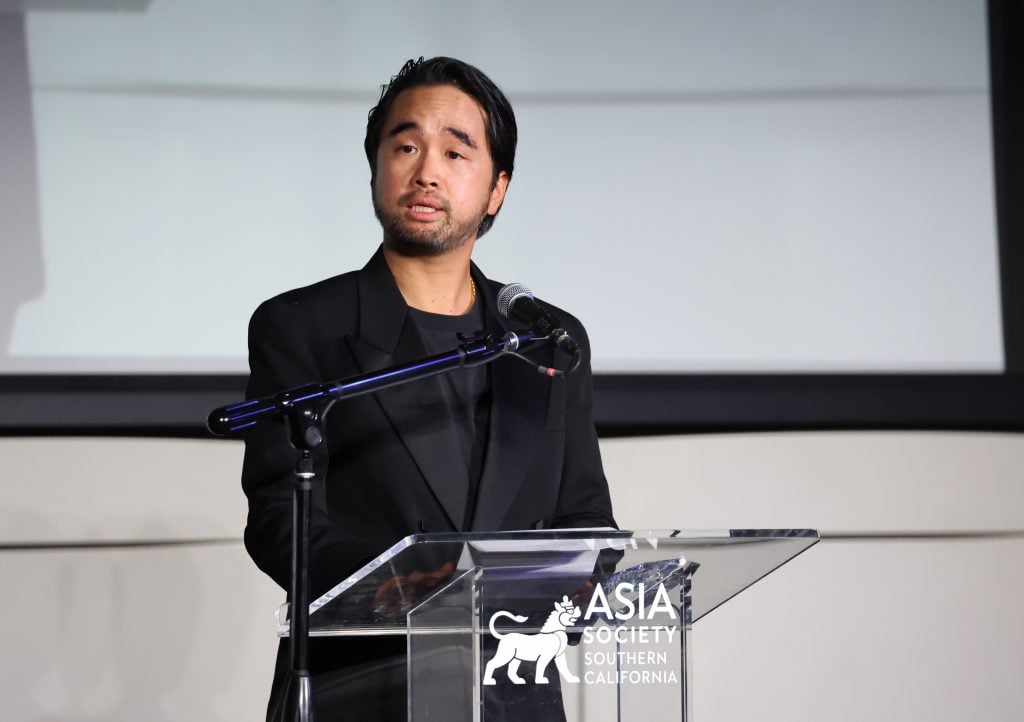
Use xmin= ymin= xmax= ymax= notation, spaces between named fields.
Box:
xmin=242 ymin=246 xmax=615 ymax=596
xmin=241 ymin=247 xmax=615 ymax=720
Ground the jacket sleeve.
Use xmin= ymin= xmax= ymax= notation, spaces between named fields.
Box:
xmin=548 ymin=319 xmax=618 ymax=531
xmin=240 ymin=295 xmax=393 ymax=598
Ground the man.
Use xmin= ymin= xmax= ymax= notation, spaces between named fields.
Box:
xmin=242 ymin=57 xmax=615 ymax=721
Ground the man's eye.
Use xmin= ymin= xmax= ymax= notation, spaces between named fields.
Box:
xmin=446 ymin=150 xmax=463 ymax=160
xmin=399 ymin=145 xmax=416 ymax=153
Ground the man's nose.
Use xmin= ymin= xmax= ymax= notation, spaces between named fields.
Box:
xmin=413 ymin=151 xmax=441 ymax=188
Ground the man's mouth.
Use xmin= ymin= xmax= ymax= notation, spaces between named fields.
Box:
xmin=403 ymin=194 xmax=449 ymax=221
xmin=401 ymin=192 xmax=448 ymax=213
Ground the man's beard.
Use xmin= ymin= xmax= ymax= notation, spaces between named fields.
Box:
xmin=374 ymin=191 xmax=489 ymax=257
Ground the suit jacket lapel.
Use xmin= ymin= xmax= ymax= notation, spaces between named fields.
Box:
xmin=470 ymin=267 xmax=548 ymax=532
xmin=345 ymin=248 xmax=469 ymax=531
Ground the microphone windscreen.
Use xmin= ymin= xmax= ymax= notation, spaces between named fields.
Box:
xmin=496 ymin=282 xmax=533 ymax=320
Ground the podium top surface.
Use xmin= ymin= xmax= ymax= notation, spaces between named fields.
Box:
xmin=293 ymin=528 xmax=818 ymax=637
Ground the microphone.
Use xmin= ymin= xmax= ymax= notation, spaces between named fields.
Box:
xmin=496 ymin=283 xmax=579 ymax=356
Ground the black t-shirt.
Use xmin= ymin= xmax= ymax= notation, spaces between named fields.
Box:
xmin=406 ymin=300 xmax=491 ymax=529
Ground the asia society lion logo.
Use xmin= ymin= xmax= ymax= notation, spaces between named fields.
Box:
xmin=483 ymin=595 xmax=581 ymax=686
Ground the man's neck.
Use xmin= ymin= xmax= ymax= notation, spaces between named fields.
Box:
xmin=382 ymin=241 xmax=477 ymax=315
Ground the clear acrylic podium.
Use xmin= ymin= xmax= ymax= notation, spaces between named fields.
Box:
xmin=277 ymin=529 xmax=818 ymax=721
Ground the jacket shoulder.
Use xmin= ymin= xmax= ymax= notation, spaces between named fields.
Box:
xmin=261 ymin=270 xmax=359 ymax=309
xmin=249 ymin=270 xmax=361 ymax=338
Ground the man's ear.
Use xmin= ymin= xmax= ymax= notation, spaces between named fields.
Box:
xmin=487 ymin=171 xmax=510 ymax=216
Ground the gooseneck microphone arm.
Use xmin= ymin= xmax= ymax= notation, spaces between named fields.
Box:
xmin=207 ymin=330 xmax=542 ymax=437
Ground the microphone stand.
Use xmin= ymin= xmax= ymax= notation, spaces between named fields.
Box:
xmin=207 ymin=330 xmax=544 ymax=722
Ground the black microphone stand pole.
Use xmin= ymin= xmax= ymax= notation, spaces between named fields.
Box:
xmin=278 ymin=402 xmax=324 ymax=722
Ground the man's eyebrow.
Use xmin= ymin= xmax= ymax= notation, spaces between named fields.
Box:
xmin=386 ymin=120 xmax=420 ymax=138
xmin=444 ymin=126 xmax=478 ymax=149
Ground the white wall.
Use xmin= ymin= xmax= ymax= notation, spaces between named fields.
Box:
xmin=1 ymin=431 xmax=1021 ymax=721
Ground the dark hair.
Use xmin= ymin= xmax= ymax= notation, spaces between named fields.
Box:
xmin=365 ymin=57 xmax=517 ymax=238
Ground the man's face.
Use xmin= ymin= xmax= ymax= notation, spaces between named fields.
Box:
xmin=373 ymin=84 xmax=509 ymax=256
